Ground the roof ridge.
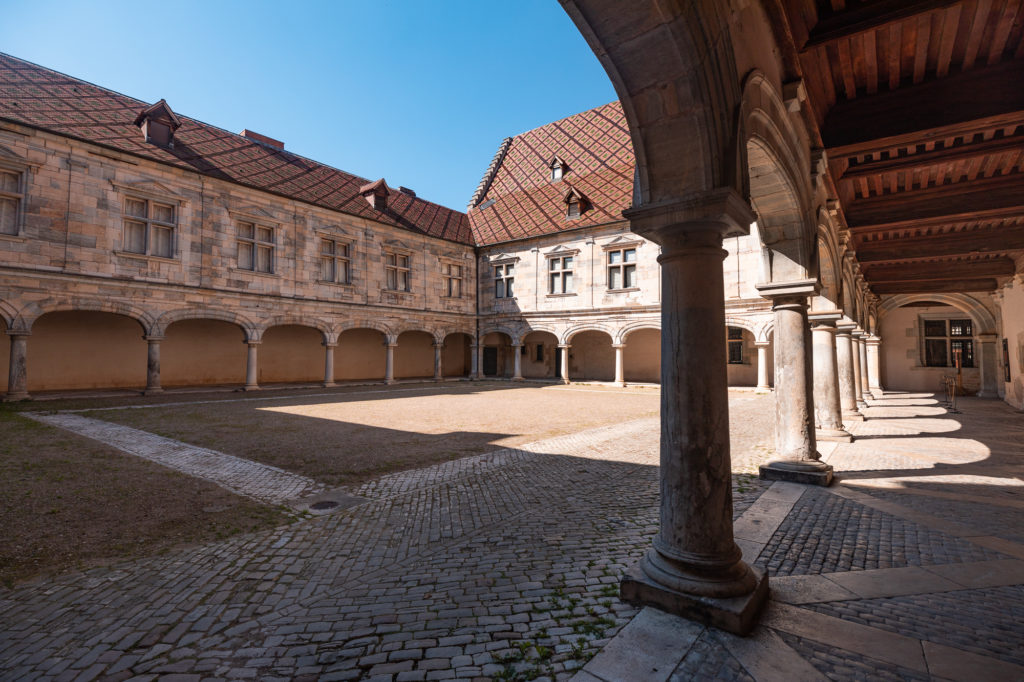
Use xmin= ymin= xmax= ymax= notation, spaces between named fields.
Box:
xmin=467 ymin=136 xmax=512 ymax=209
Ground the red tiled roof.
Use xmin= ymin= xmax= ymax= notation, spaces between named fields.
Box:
xmin=0 ymin=53 xmax=473 ymax=245
xmin=468 ymin=101 xmax=634 ymax=246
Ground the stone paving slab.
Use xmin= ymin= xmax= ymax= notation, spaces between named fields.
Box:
xmin=28 ymin=413 xmax=325 ymax=506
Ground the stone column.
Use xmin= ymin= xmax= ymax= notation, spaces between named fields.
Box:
xmin=809 ymin=315 xmax=851 ymax=443
xmin=558 ymin=344 xmax=570 ymax=384
xmin=977 ymin=333 xmax=999 ymax=398
xmin=618 ymin=189 xmax=766 ymax=636
xmin=469 ymin=343 xmax=480 ymax=380
xmin=322 ymin=342 xmax=336 ymax=387
xmin=865 ymin=336 xmax=882 ymax=397
xmin=613 ymin=343 xmax=626 ymax=386
xmin=144 ymin=336 xmax=163 ymax=396
xmin=384 ymin=342 xmax=396 ymax=384
xmin=433 ymin=342 xmax=444 ymax=381
xmin=755 ymin=342 xmax=770 ymax=393
xmin=511 ymin=343 xmax=523 ymax=381
xmin=4 ymin=331 xmax=30 ymax=401
xmin=858 ymin=334 xmax=871 ymax=397
xmin=244 ymin=341 xmax=260 ymax=391
xmin=756 ymin=284 xmax=833 ymax=486
xmin=835 ymin=324 xmax=864 ymax=422
xmin=852 ymin=332 xmax=868 ymax=409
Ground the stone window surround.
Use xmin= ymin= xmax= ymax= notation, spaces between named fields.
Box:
xmin=440 ymin=258 xmax=464 ymax=298
xmin=0 ymin=157 xmax=28 ymax=239
xmin=546 ymin=248 xmax=579 ymax=297
xmin=384 ymin=247 xmax=413 ymax=293
xmin=316 ymin=231 xmax=353 ymax=287
xmin=233 ymin=212 xmax=278 ymax=276
xmin=919 ymin=313 xmax=976 ymax=369
xmin=490 ymin=254 xmax=518 ymax=299
xmin=110 ymin=181 xmax=188 ymax=262
xmin=604 ymin=239 xmax=642 ymax=292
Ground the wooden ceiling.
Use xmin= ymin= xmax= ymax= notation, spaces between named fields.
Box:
xmin=776 ymin=0 xmax=1024 ymax=295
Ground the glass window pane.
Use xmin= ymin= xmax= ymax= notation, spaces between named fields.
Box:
xmin=563 ymin=256 xmax=573 ymax=268
xmin=399 ymin=270 xmax=409 ymax=291
xmin=496 ymin=280 xmax=505 ymax=298
xmin=238 ymin=241 xmax=253 ymax=268
xmin=924 ymin=339 xmax=947 ymax=367
xmin=125 ymin=198 xmax=147 ymax=218
xmin=950 ymin=319 xmax=973 ymax=337
xmin=256 ymin=245 xmax=272 ymax=272
xmin=550 ymin=273 xmax=560 ymax=294
xmin=624 ymin=264 xmax=636 ymax=288
xmin=124 ymin=220 xmax=146 ymax=253
xmin=609 ymin=267 xmax=621 ymax=290
xmin=549 ymin=258 xmax=558 ymax=271
xmin=728 ymin=341 xmax=743 ymax=364
xmin=728 ymin=327 xmax=744 ymax=340
xmin=564 ymin=272 xmax=573 ymax=293
xmin=321 ymin=239 xmax=334 ymax=255
xmin=399 ymin=255 xmax=409 ymax=268
xmin=609 ymin=250 xmax=621 ymax=264
xmin=0 ymin=197 xmax=17 ymax=235
xmin=452 ymin=279 xmax=461 ymax=297
xmin=387 ymin=269 xmax=397 ymax=290
xmin=256 ymin=227 xmax=272 ymax=243
xmin=238 ymin=222 xmax=254 ymax=239
xmin=339 ymin=260 xmax=350 ymax=284
xmin=339 ymin=243 xmax=349 ymax=258
xmin=152 ymin=203 xmax=174 ymax=224
xmin=0 ymin=170 xmax=19 ymax=193
xmin=321 ymin=256 xmax=335 ymax=281
xmin=506 ymin=264 xmax=514 ymax=276
xmin=506 ymin=278 xmax=514 ymax=297
xmin=924 ymin=320 xmax=946 ymax=337
xmin=152 ymin=226 xmax=173 ymax=257
xmin=624 ymin=248 xmax=636 ymax=262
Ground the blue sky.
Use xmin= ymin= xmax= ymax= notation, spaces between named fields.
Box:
xmin=1 ymin=0 xmax=618 ymax=211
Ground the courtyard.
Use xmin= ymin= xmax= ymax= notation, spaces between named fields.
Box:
xmin=0 ymin=384 xmax=1021 ymax=680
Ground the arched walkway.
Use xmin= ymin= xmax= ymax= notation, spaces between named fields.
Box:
xmin=395 ymin=330 xmax=434 ymax=380
xmin=28 ymin=311 xmax=147 ymax=391
xmin=522 ymin=330 xmax=559 ymax=379
xmin=568 ymin=330 xmax=615 ymax=382
xmin=480 ymin=331 xmax=513 ymax=378
xmin=622 ymin=327 xmax=660 ymax=383
xmin=336 ymin=328 xmax=387 ymax=382
xmin=442 ymin=332 xmax=472 ymax=379
xmin=163 ymin=318 xmax=247 ymax=388
xmin=260 ymin=325 xmax=324 ymax=385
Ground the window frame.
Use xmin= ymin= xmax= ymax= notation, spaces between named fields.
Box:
xmin=0 ymin=163 xmax=26 ymax=238
xmin=384 ymin=250 xmax=412 ymax=292
xmin=236 ymin=219 xmax=276 ymax=274
xmin=547 ymin=254 xmax=575 ymax=295
xmin=606 ymin=246 xmax=639 ymax=291
xmin=120 ymin=194 xmax=178 ymax=260
xmin=727 ymin=327 xmax=745 ymax=365
xmin=493 ymin=262 xmax=515 ymax=299
xmin=921 ymin=316 xmax=975 ymax=368
xmin=318 ymin=235 xmax=352 ymax=286
xmin=441 ymin=260 xmax=464 ymax=298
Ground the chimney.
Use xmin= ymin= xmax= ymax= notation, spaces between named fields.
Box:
xmin=240 ymin=129 xmax=284 ymax=150
xmin=133 ymin=99 xmax=182 ymax=148
xmin=359 ymin=178 xmax=390 ymax=211
xmin=398 ymin=186 xmax=416 ymax=197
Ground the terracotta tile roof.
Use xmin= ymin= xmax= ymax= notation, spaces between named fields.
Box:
xmin=468 ymin=101 xmax=634 ymax=246
xmin=0 ymin=53 xmax=473 ymax=245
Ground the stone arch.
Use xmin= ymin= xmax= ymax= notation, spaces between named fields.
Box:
xmin=155 ymin=307 xmax=257 ymax=340
xmin=20 ymin=299 xmax=154 ymax=335
xmin=480 ymin=325 xmax=520 ymax=344
xmin=260 ymin=315 xmax=334 ymax=344
xmin=562 ymin=1 xmax=746 ymax=206
xmin=879 ymin=294 xmax=998 ymax=334
xmin=338 ymin=319 xmax=395 ymax=344
xmin=815 ymin=212 xmax=843 ymax=310
xmin=563 ymin=324 xmax=614 ymax=345
xmin=517 ymin=323 xmax=560 ymax=346
xmin=616 ymin=321 xmax=661 ymax=345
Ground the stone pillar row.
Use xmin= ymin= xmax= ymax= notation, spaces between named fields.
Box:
xmin=810 ymin=316 xmax=851 ymax=443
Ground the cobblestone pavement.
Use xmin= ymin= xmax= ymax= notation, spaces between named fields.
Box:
xmin=3 ymin=389 xmax=1022 ymax=681
xmin=27 ymin=413 xmax=325 ymax=506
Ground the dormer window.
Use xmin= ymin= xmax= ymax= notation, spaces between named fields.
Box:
xmin=564 ymin=186 xmax=586 ymax=220
xmin=359 ymin=178 xmax=391 ymax=212
xmin=133 ymin=99 xmax=182 ymax=148
xmin=549 ymin=156 xmax=567 ymax=182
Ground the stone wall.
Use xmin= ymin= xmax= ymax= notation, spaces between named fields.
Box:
xmin=997 ymin=275 xmax=1024 ymax=409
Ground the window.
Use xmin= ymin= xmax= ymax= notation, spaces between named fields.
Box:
xmin=320 ymin=238 xmax=351 ymax=284
xmin=727 ymin=327 xmax=744 ymax=364
xmin=442 ymin=262 xmax=463 ymax=298
xmin=923 ymin=318 xmax=974 ymax=368
xmin=0 ymin=168 xmax=23 ymax=236
xmin=535 ymin=344 xmax=544 ymax=363
xmin=607 ymin=248 xmax=637 ymax=290
xmin=237 ymin=221 xmax=274 ymax=273
xmin=567 ymin=196 xmax=581 ymax=219
xmin=548 ymin=255 xmax=574 ymax=294
xmin=494 ymin=263 xmax=514 ymax=298
xmin=122 ymin=196 xmax=176 ymax=258
xmin=551 ymin=165 xmax=563 ymax=181
xmin=385 ymin=252 xmax=411 ymax=291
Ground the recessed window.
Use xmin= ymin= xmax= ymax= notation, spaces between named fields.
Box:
xmin=727 ymin=327 xmax=744 ymax=364
xmin=237 ymin=221 xmax=274 ymax=273
xmin=123 ymin=196 xmax=176 ymax=258
xmin=535 ymin=344 xmax=544 ymax=363
xmin=443 ymin=262 xmax=463 ymax=298
xmin=320 ymin=238 xmax=351 ymax=284
xmin=922 ymin=318 xmax=974 ymax=368
xmin=550 ymin=156 xmax=566 ymax=182
xmin=548 ymin=255 xmax=574 ymax=294
xmin=607 ymin=248 xmax=637 ymax=290
xmin=0 ymin=168 xmax=24 ymax=236
xmin=385 ymin=252 xmax=411 ymax=291
xmin=567 ymin=197 xmax=581 ymax=219
xmin=494 ymin=263 xmax=515 ymax=298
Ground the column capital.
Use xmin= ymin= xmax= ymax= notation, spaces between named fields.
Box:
xmin=432 ymin=341 xmax=444 ymax=348
xmin=143 ymin=335 xmax=165 ymax=342
xmin=808 ymin=311 xmax=841 ymax=328
xmin=5 ymin=329 xmax=30 ymax=338
xmin=322 ymin=341 xmax=338 ymax=349
xmin=510 ymin=342 xmax=522 ymax=348
xmin=624 ymin=187 xmax=754 ymax=244
xmin=557 ymin=343 xmax=571 ymax=349
xmin=754 ymin=341 xmax=771 ymax=349
xmin=612 ymin=343 xmax=626 ymax=350
xmin=384 ymin=342 xmax=398 ymax=348
xmin=864 ymin=336 xmax=882 ymax=346
xmin=756 ymin=279 xmax=819 ymax=300
xmin=245 ymin=340 xmax=261 ymax=347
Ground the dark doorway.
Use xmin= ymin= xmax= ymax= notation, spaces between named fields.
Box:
xmin=483 ymin=347 xmax=498 ymax=376
xmin=554 ymin=347 xmax=562 ymax=378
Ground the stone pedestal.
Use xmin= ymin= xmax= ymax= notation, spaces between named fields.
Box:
xmin=865 ymin=336 xmax=883 ymax=398
xmin=613 ymin=343 xmax=626 ymax=386
xmin=511 ymin=343 xmax=524 ymax=381
xmin=4 ymin=331 xmax=30 ymax=401
xmin=619 ymin=189 xmax=766 ymax=636
xmin=433 ymin=342 xmax=444 ymax=381
xmin=323 ymin=342 xmax=337 ymax=387
xmin=558 ymin=344 xmax=570 ymax=384
xmin=243 ymin=341 xmax=260 ymax=391
xmin=755 ymin=343 xmax=771 ymax=393
xmin=756 ymin=283 xmax=833 ymax=486
xmin=835 ymin=325 xmax=864 ymax=421
xmin=384 ymin=342 xmax=396 ymax=385
xmin=144 ymin=336 xmax=164 ymax=395
xmin=810 ymin=315 xmax=852 ymax=443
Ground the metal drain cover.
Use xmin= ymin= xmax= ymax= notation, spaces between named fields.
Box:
xmin=310 ymin=500 xmax=339 ymax=510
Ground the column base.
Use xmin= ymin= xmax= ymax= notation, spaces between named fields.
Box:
xmin=243 ymin=385 xmax=261 ymax=392
xmin=759 ymin=461 xmax=834 ymax=486
xmin=842 ymin=409 xmax=865 ymax=422
xmin=143 ymin=387 xmax=164 ymax=396
xmin=870 ymin=388 xmax=884 ymax=399
xmin=615 ymin=381 xmax=626 ymax=388
xmin=511 ymin=376 xmax=525 ymax=382
xmin=384 ymin=379 xmax=396 ymax=385
xmin=754 ymin=386 xmax=771 ymax=394
xmin=620 ymin=561 xmax=768 ymax=636
xmin=2 ymin=392 xmax=30 ymax=402
xmin=816 ymin=427 xmax=853 ymax=443
xmin=322 ymin=381 xmax=336 ymax=388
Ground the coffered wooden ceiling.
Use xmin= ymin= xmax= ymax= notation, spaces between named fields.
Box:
xmin=774 ymin=0 xmax=1024 ymax=295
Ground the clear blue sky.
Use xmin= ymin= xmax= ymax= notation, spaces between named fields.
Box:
xmin=1 ymin=0 xmax=618 ymax=211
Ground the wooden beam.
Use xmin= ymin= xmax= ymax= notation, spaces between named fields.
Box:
xmin=871 ymin=278 xmax=999 ymax=294
xmin=838 ymin=134 xmax=1024 ymax=180
xmin=855 ymin=224 xmax=1024 ymax=262
xmin=864 ymin=257 xmax=1018 ymax=282
xmin=844 ymin=175 xmax=1024 ymax=229
xmin=823 ymin=60 xmax=1024 ymax=153
xmin=802 ymin=0 xmax=963 ymax=49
